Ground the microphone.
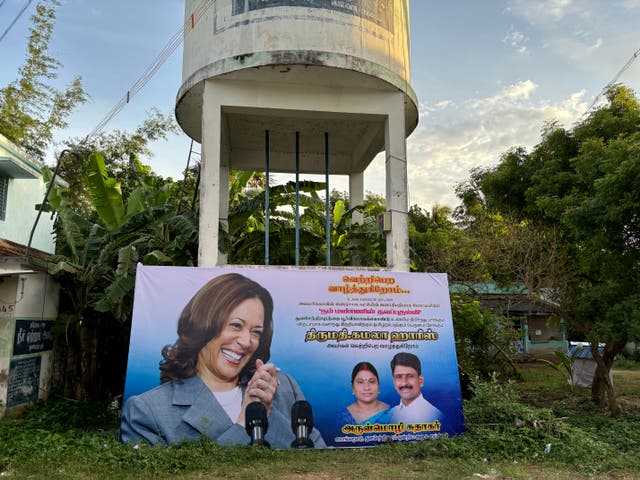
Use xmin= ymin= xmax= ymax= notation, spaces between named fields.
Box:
xmin=245 ymin=402 xmax=270 ymax=448
xmin=290 ymin=400 xmax=315 ymax=449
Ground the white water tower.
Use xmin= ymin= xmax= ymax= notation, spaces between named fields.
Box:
xmin=176 ymin=0 xmax=418 ymax=270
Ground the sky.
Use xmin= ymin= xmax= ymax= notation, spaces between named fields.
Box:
xmin=1 ymin=0 xmax=639 ymax=211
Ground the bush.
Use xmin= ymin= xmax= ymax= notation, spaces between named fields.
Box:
xmin=461 ymin=376 xmax=632 ymax=473
xmin=21 ymin=396 xmax=120 ymax=431
xmin=451 ymin=295 xmax=521 ymax=382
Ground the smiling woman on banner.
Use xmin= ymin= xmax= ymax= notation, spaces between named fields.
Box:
xmin=120 ymin=273 xmax=325 ymax=448
xmin=337 ymin=362 xmax=391 ymax=425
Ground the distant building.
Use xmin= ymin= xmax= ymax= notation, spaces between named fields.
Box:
xmin=451 ymin=282 xmax=568 ymax=360
xmin=0 ymin=133 xmax=61 ymax=418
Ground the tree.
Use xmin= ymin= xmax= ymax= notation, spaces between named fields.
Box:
xmin=0 ymin=0 xmax=87 ymax=160
xmin=41 ymin=151 xmax=197 ymax=399
xmin=58 ymin=109 xmax=181 ymax=217
xmin=458 ymin=85 xmax=640 ymax=415
xmin=224 ymin=176 xmax=386 ymax=267
xmin=408 ymin=203 xmax=469 ymax=273
xmin=450 ymin=294 xmax=521 ymax=386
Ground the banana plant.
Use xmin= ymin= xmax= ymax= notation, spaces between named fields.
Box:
xmin=224 ymin=172 xmax=386 ymax=266
xmin=537 ymin=349 xmax=579 ymax=393
xmin=40 ymin=151 xmax=198 ymax=399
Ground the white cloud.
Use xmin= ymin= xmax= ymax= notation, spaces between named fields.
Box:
xmin=503 ymin=26 xmax=529 ymax=53
xmin=366 ymin=82 xmax=589 ymax=211
xmin=505 ymin=0 xmax=585 ymax=24
xmin=434 ymin=100 xmax=453 ymax=110
xmin=274 ymin=79 xmax=626 ymax=213
xmin=589 ymin=38 xmax=604 ymax=49
xmin=621 ymin=0 xmax=640 ymax=8
xmin=548 ymin=32 xmax=638 ymax=79
xmin=502 ymin=0 xmax=637 ymax=75
xmin=477 ymin=80 xmax=538 ymax=105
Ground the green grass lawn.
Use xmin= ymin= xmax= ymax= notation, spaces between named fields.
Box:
xmin=2 ymin=362 xmax=639 ymax=479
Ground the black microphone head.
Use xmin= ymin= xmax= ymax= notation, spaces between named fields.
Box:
xmin=245 ymin=401 xmax=269 ymax=437
xmin=291 ymin=400 xmax=313 ymax=432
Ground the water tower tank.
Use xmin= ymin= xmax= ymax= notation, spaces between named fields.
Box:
xmin=175 ymin=0 xmax=418 ymax=174
xmin=177 ymin=0 xmax=417 ymax=270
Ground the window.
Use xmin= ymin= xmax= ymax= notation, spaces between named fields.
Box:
xmin=0 ymin=177 xmax=8 ymax=221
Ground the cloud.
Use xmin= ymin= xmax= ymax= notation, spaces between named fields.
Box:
xmin=361 ymin=82 xmax=588 ymax=211
xmin=621 ymin=0 xmax=640 ymax=8
xmin=548 ymin=32 xmax=640 ymax=79
xmin=503 ymin=26 xmax=529 ymax=53
xmin=589 ymin=37 xmax=604 ymax=49
xmin=503 ymin=0 xmax=638 ymax=79
xmin=505 ymin=0 xmax=587 ymax=23
xmin=473 ymin=80 xmax=538 ymax=106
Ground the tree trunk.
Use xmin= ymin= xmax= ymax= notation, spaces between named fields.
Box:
xmin=58 ymin=325 xmax=82 ymax=400
xmin=590 ymin=340 xmax=626 ymax=416
xmin=62 ymin=338 xmax=76 ymax=399
xmin=78 ymin=317 xmax=99 ymax=399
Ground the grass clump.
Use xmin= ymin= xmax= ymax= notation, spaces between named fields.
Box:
xmin=461 ymin=375 xmax=620 ymax=474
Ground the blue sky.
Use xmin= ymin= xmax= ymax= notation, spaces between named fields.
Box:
xmin=1 ymin=0 xmax=639 ymax=210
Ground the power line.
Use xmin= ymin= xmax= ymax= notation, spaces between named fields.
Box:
xmin=0 ymin=0 xmax=34 ymax=43
xmin=27 ymin=0 xmax=215 ymax=261
xmin=0 ymin=0 xmax=8 ymax=9
xmin=583 ymin=46 xmax=640 ymax=117
xmin=83 ymin=27 xmax=184 ymax=141
xmin=83 ymin=0 xmax=215 ymax=142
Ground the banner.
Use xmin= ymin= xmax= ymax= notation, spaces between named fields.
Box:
xmin=123 ymin=265 xmax=465 ymax=447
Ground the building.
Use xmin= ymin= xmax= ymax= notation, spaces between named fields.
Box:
xmin=452 ymin=282 xmax=568 ymax=360
xmin=0 ymin=133 xmax=61 ymax=417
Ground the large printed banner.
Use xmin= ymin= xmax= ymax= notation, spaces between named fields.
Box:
xmin=123 ymin=265 xmax=465 ymax=447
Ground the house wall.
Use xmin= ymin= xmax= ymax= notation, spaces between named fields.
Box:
xmin=0 ymin=133 xmax=57 ymax=254
xmin=522 ymin=317 xmax=568 ymax=360
xmin=1 ymin=176 xmax=56 ymax=254
xmin=0 ymin=271 xmax=59 ymax=418
xmin=0 ymin=276 xmax=18 ymax=410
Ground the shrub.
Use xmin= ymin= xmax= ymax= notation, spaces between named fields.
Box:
xmin=451 ymin=295 xmax=521 ymax=382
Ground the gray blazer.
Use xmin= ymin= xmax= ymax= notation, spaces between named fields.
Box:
xmin=120 ymin=374 xmax=326 ymax=449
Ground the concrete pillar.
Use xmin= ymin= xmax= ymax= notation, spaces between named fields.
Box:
xmin=384 ymin=92 xmax=409 ymax=271
xmin=195 ymin=80 xmax=411 ymax=270
xmin=349 ymin=171 xmax=364 ymax=225
xmin=199 ymin=80 xmax=223 ymax=267
xmin=218 ymin=113 xmax=231 ymax=266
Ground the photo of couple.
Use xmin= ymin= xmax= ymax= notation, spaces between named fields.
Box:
xmin=339 ymin=353 xmax=444 ymax=427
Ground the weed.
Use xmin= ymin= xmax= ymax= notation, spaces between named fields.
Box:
xmin=537 ymin=350 xmax=578 ymax=392
xmin=21 ymin=396 xmax=120 ymax=431
xmin=614 ymin=356 xmax=640 ymax=370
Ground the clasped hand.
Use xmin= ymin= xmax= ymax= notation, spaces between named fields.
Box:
xmin=237 ymin=359 xmax=280 ymax=426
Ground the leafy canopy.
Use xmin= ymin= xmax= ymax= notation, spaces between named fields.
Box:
xmin=0 ymin=0 xmax=87 ymax=160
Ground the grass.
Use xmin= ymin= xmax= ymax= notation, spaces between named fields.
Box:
xmin=1 ymin=362 xmax=639 ymax=479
